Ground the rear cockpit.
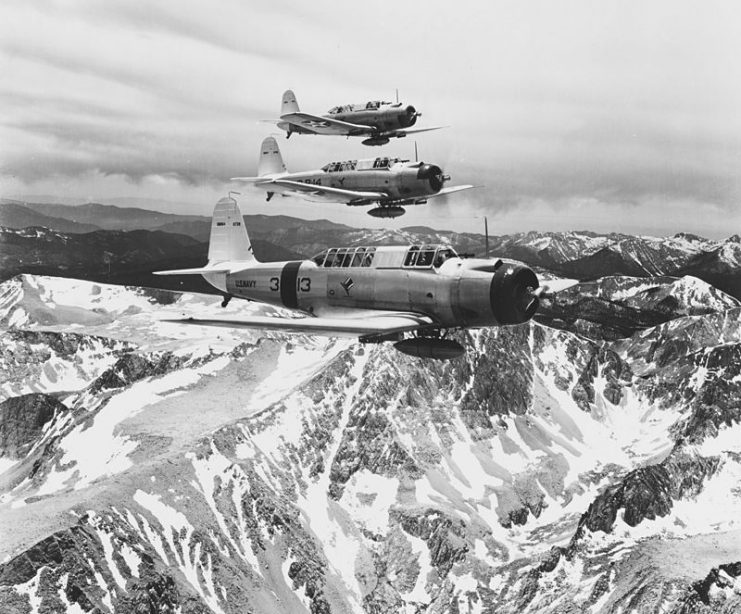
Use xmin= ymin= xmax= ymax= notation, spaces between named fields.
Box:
xmin=311 ymin=245 xmax=458 ymax=269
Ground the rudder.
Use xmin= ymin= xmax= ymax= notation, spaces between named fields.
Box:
xmin=281 ymin=89 xmax=299 ymax=116
xmin=208 ymin=196 xmax=256 ymax=264
xmin=257 ymin=136 xmax=286 ymax=177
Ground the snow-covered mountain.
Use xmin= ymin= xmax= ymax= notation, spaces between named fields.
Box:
xmin=1 ymin=274 xmax=740 ymax=613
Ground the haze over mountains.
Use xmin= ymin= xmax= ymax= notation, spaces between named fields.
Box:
xmin=1 ymin=198 xmax=741 ymax=612
xmin=2 ymin=199 xmax=740 ymax=301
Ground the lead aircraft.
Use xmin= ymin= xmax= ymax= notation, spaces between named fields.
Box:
xmin=232 ymin=137 xmax=474 ymax=218
xmin=155 ymin=196 xmax=541 ymax=359
xmin=272 ymin=90 xmax=444 ymax=146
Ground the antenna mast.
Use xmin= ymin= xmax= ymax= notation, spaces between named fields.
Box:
xmin=484 ymin=217 xmax=489 ymax=259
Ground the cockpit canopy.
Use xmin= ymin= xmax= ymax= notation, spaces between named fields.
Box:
xmin=322 ymin=157 xmax=405 ymax=173
xmin=311 ymin=245 xmax=458 ymax=269
xmin=403 ymin=245 xmax=457 ymax=268
xmin=312 ymin=246 xmax=377 ymax=268
xmin=328 ymin=100 xmax=392 ymax=114
xmin=321 ymin=160 xmax=357 ymax=173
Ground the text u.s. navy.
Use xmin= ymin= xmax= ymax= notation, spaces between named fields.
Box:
xmin=156 ymin=196 xmax=541 ymax=359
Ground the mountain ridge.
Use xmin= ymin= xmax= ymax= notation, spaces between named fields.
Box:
xmin=3 ymin=200 xmax=740 ymax=300
xmin=0 ymin=274 xmax=740 ymax=612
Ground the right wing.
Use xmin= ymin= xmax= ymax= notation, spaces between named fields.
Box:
xmin=428 ymin=185 xmax=478 ymax=198
xmin=381 ymin=125 xmax=448 ymax=138
xmin=162 ymin=311 xmax=433 ymax=338
xmin=279 ymin=112 xmax=372 ymax=136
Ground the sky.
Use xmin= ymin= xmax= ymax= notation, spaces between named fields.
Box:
xmin=1 ymin=0 xmax=740 ymax=238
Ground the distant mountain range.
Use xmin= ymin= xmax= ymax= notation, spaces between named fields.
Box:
xmin=2 ymin=199 xmax=740 ymax=300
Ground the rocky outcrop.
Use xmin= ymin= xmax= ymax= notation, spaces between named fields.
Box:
xmin=673 ymin=343 xmax=741 ymax=444
xmin=90 ymin=352 xmax=184 ymax=392
xmin=574 ymin=452 xmax=722 ymax=538
xmin=458 ymin=326 xmax=534 ymax=438
xmin=391 ymin=508 xmax=468 ymax=577
xmin=0 ymin=520 xmax=206 ymax=614
xmin=329 ymin=406 xmax=421 ymax=500
xmin=0 ymin=393 xmax=67 ymax=459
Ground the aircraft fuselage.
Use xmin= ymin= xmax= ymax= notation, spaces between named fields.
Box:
xmin=330 ymin=104 xmax=418 ymax=133
xmin=204 ymin=254 xmax=539 ymax=331
xmin=264 ymin=162 xmax=446 ymax=203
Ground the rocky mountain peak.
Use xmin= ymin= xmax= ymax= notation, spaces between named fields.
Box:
xmin=0 ymin=393 xmax=68 ymax=459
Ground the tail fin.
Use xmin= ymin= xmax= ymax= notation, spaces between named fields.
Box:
xmin=208 ymin=196 xmax=256 ymax=264
xmin=281 ymin=89 xmax=299 ymax=116
xmin=257 ymin=136 xmax=286 ymax=177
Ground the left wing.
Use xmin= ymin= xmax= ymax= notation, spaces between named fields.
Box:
xmin=162 ymin=311 xmax=433 ymax=338
xmin=269 ymin=179 xmax=386 ymax=203
xmin=280 ymin=112 xmax=372 ymax=136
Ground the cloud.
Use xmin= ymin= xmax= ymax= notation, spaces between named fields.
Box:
xmin=1 ymin=0 xmax=740 ymax=237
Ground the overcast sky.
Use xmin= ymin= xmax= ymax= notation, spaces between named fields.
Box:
xmin=1 ymin=0 xmax=740 ymax=238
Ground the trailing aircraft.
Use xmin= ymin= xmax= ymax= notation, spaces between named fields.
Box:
xmin=232 ymin=137 xmax=475 ymax=218
xmin=155 ymin=195 xmax=541 ymax=359
xmin=271 ymin=90 xmax=444 ymax=146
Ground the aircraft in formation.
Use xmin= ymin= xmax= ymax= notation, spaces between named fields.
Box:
xmin=232 ymin=137 xmax=475 ymax=218
xmin=156 ymin=196 xmax=541 ymax=359
xmin=158 ymin=89 xmax=539 ymax=359
xmin=270 ymin=90 xmax=444 ymax=146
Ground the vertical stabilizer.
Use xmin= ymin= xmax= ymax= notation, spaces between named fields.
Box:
xmin=208 ymin=196 xmax=256 ymax=264
xmin=257 ymin=136 xmax=286 ymax=177
xmin=281 ymin=89 xmax=299 ymax=115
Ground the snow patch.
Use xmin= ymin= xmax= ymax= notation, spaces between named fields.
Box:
xmin=341 ymin=470 xmax=399 ymax=534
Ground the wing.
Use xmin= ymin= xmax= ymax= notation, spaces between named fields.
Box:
xmin=280 ymin=112 xmax=372 ymax=136
xmin=162 ymin=311 xmax=433 ymax=338
xmin=381 ymin=125 xmax=448 ymax=138
xmin=269 ymin=179 xmax=386 ymax=203
xmin=427 ymin=185 xmax=478 ymax=199
xmin=393 ymin=185 xmax=479 ymax=206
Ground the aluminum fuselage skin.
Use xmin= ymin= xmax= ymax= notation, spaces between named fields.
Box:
xmin=261 ymin=163 xmax=442 ymax=202
xmin=330 ymin=104 xmax=417 ymax=133
xmin=205 ymin=257 xmax=535 ymax=329
xmin=279 ymin=105 xmax=416 ymax=137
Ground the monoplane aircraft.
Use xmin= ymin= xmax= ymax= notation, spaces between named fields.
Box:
xmin=232 ymin=137 xmax=474 ymax=218
xmin=271 ymin=90 xmax=444 ymax=146
xmin=155 ymin=196 xmax=541 ymax=359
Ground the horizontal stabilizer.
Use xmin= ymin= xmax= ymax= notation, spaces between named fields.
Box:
xmin=153 ymin=266 xmax=232 ymax=276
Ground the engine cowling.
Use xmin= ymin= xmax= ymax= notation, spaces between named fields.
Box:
xmin=416 ymin=163 xmax=445 ymax=192
xmin=489 ymin=264 xmax=540 ymax=324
